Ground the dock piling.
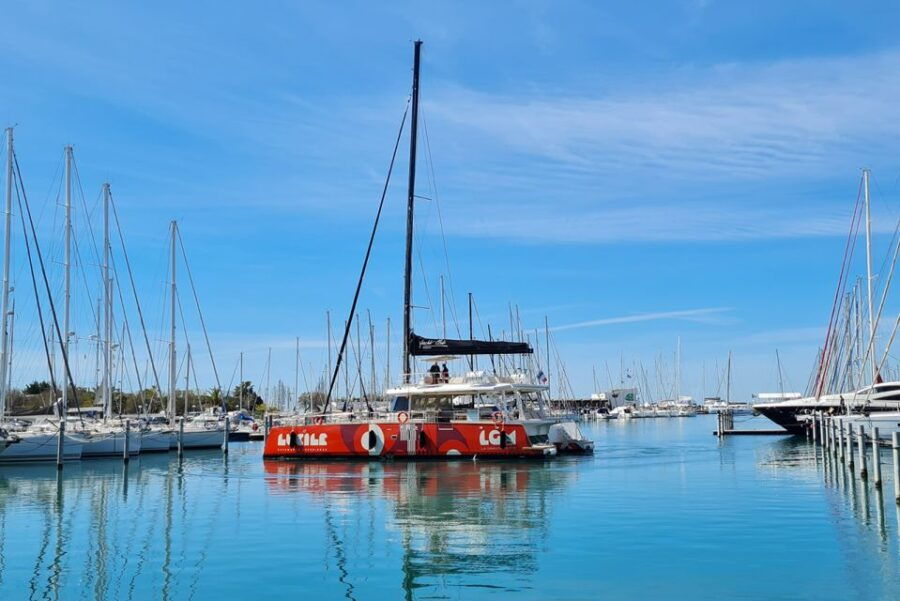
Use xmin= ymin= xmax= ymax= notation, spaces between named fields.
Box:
xmin=222 ymin=417 xmax=230 ymax=454
xmin=846 ymin=426 xmax=853 ymax=468
xmin=872 ymin=427 xmax=882 ymax=488
xmin=857 ymin=425 xmax=866 ymax=478
xmin=838 ymin=420 xmax=845 ymax=461
xmin=123 ymin=419 xmax=130 ymax=463
xmin=56 ymin=418 xmax=65 ymax=470
xmin=177 ymin=417 xmax=184 ymax=458
xmin=812 ymin=414 xmax=819 ymax=443
xmin=893 ymin=432 xmax=900 ymax=504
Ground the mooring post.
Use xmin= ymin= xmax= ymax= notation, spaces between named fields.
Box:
xmin=857 ymin=424 xmax=866 ymax=478
xmin=846 ymin=426 xmax=854 ymax=468
xmin=838 ymin=420 xmax=845 ymax=461
xmin=177 ymin=417 xmax=184 ymax=458
xmin=56 ymin=417 xmax=66 ymax=470
xmin=222 ymin=416 xmax=230 ymax=454
xmin=812 ymin=413 xmax=819 ymax=443
xmin=892 ymin=432 xmax=900 ymax=504
xmin=872 ymin=427 xmax=882 ymax=488
xmin=824 ymin=416 xmax=830 ymax=449
xmin=264 ymin=414 xmax=270 ymax=439
xmin=123 ymin=419 xmax=130 ymax=463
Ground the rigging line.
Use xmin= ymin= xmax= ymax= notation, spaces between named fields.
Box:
xmin=175 ymin=228 xmax=223 ymax=400
xmin=109 ymin=190 xmax=164 ymax=396
xmin=13 ymin=163 xmax=58 ymax=396
xmin=817 ymin=179 xmax=864 ymax=396
xmin=13 ymin=152 xmax=83 ymax=424
xmin=72 ymin=160 xmax=104 ymax=272
xmin=324 ymin=98 xmax=410 ymax=412
xmin=111 ymin=264 xmax=149 ymax=411
xmin=421 ymin=109 xmax=463 ymax=338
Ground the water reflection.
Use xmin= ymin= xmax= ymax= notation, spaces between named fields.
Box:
xmin=264 ymin=460 xmax=574 ymax=597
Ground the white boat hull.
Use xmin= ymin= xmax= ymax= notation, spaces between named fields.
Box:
xmin=169 ymin=427 xmax=224 ymax=450
xmin=78 ymin=430 xmax=142 ymax=457
xmin=0 ymin=432 xmax=83 ymax=462
xmin=140 ymin=430 xmax=173 ymax=452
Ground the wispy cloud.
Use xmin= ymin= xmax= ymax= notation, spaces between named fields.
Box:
xmin=429 ymin=49 xmax=900 ymax=180
xmin=551 ymin=307 xmax=733 ymax=332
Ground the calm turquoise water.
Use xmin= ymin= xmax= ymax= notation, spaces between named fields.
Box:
xmin=0 ymin=415 xmax=898 ymax=600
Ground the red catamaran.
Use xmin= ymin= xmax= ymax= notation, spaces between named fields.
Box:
xmin=264 ymin=41 xmax=593 ymax=460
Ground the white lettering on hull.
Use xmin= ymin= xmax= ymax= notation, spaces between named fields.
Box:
xmin=479 ymin=429 xmax=516 ymax=447
xmin=276 ymin=432 xmax=329 ymax=447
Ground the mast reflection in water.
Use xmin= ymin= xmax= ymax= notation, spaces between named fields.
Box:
xmin=263 ymin=460 xmax=573 ymax=598
xmin=1 ymin=418 xmax=898 ymax=600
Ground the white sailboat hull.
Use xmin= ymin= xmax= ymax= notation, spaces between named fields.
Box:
xmin=169 ymin=427 xmax=224 ymax=450
xmin=78 ymin=430 xmax=142 ymax=457
xmin=140 ymin=430 xmax=173 ymax=452
xmin=0 ymin=432 xmax=83 ymax=462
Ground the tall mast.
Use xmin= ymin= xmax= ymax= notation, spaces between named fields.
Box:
xmin=385 ymin=317 xmax=391 ymax=389
xmin=863 ymin=168 xmax=876 ymax=383
xmin=440 ymin=275 xmax=445 ymax=338
xmin=62 ymin=145 xmax=73 ymax=414
xmin=675 ymin=337 xmax=681 ymax=401
xmin=468 ymin=292 xmax=474 ymax=372
xmin=726 ymin=350 xmax=732 ymax=403
xmin=168 ymin=220 xmax=177 ymax=419
xmin=0 ymin=128 xmax=13 ymax=417
xmin=102 ymin=183 xmax=112 ymax=419
xmin=544 ymin=316 xmax=550 ymax=392
xmin=326 ymin=310 xmax=332 ymax=391
xmin=368 ymin=310 xmax=375 ymax=398
xmin=294 ymin=337 xmax=300 ymax=410
xmin=402 ymin=39 xmax=422 ymax=384
xmin=239 ymin=351 xmax=244 ymax=410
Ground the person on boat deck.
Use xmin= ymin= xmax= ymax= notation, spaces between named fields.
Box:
xmin=441 ymin=363 xmax=449 ymax=383
xmin=428 ymin=362 xmax=441 ymax=384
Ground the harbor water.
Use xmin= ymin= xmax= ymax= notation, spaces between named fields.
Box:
xmin=1 ymin=415 xmax=898 ymax=600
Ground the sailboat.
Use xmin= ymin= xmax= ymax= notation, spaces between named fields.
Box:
xmin=265 ymin=41 xmax=592 ymax=459
xmin=754 ymin=170 xmax=900 ymax=432
xmin=163 ymin=221 xmax=224 ymax=450
xmin=0 ymin=130 xmax=83 ymax=462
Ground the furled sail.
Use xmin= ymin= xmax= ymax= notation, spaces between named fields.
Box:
xmin=409 ymin=332 xmax=533 ymax=356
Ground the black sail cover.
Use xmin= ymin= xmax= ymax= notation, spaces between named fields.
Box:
xmin=409 ymin=332 xmax=533 ymax=356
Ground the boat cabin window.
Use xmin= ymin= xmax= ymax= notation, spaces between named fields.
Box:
xmin=390 ymin=396 xmax=410 ymax=412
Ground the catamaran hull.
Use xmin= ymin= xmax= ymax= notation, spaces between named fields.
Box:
xmin=0 ymin=433 xmax=83 ymax=462
xmin=263 ymin=421 xmax=556 ymax=459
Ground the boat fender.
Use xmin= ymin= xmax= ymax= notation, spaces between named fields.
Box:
xmin=289 ymin=431 xmax=299 ymax=447
xmin=397 ymin=411 xmax=409 ymax=424
xmin=314 ymin=416 xmax=324 ymax=425
xmin=252 ymin=423 xmax=259 ymax=431
xmin=499 ymin=430 xmax=507 ymax=449
xmin=419 ymin=429 xmax=427 ymax=448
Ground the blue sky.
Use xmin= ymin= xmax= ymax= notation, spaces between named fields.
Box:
xmin=3 ymin=0 xmax=900 ymax=402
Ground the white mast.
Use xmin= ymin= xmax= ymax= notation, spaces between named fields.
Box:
xmin=863 ymin=168 xmax=876 ymax=383
xmin=102 ymin=183 xmax=112 ymax=419
xmin=0 ymin=128 xmax=13 ymax=417
xmin=294 ymin=337 xmax=300 ymax=410
xmin=62 ymin=146 xmax=73 ymax=414
xmin=675 ymin=337 xmax=681 ymax=402
xmin=239 ymin=351 xmax=244 ymax=410
xmin=168 ymin=220 xmax=177 ymax=419
xmin=726 ymin=351 xmax=732 ymax=404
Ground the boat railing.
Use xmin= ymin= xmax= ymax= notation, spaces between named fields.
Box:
xmin=400 ymin=369 xmax=541 ymax=388
xmin=273 ymin=407 xmax=506 ymax=427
